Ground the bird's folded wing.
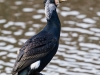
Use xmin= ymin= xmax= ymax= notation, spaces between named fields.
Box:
xmin=12 ymin=33 xmax=57 ymax=74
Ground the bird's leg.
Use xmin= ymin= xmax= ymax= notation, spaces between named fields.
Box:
xmin=36 ymin=72 xmax=44 ymax=75
xmin=28 ymin=69 xmax=33 ymax=75
xmin=28 ymin=70 xmax=44 ymax=75
xmin=18 ymin=68 xmax=29 ymax=75
xmin=28 ymin=69 xmax=37 ymax=75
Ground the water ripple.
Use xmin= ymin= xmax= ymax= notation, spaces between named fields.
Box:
xmin=4 ymin=21 xmax=26 ymax=28
xmin=15 ymin=1 xmax=23 ymax=5
xmin=0 ymin=37 xmax=16 ymax=43
xmin=83 ymin=18 xmax=96 ymax=24
xmin=0 ymin=19 xmax=6 ymax=24
xmin=23 ymin=8 xmax=34 ymax=12
xmin=61 ymin=11 xmax=80 ymax=17
xmin=62 ymin=27 xmax=94 ymax=35
xmin=0 ymin=0 xmax=100 ymax=75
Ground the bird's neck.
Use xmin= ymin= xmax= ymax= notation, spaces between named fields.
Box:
xmin=44 ymin=10 xmax=61 ymax=38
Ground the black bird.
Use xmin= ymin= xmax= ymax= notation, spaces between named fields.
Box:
xmin=12 ymin=0 xmax=66 ymax=75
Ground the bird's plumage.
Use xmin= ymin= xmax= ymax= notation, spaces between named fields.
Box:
xmin=12 ymin=31 xmax=58 ymax=75
xmin=12 ymin=0 xmax=61 ymax=75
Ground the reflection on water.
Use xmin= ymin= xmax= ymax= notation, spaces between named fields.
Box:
xmin=0 ymin=0 xmax=100 ymax=75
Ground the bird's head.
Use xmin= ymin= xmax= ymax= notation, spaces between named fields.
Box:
xmin=44 ymin=0 xmax=66 ymax=20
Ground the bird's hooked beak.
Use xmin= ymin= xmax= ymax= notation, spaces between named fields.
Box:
xmin=45 ymin=0 xmax=66 ymax=20
xmin=55 ymin=0 xmax=67 ymax=6
xmin=59 ymin=0 xmax=67 ymax=2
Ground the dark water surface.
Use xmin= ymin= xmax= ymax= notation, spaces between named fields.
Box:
xmin=0 ymin=0 xmax=100 ymax=75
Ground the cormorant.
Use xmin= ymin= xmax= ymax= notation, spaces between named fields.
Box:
xmin=12 ymin=0 xmax=66 ymax=75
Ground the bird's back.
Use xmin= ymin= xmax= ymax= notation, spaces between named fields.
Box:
xmin=12 ymin=30 xmax=58 ymax=75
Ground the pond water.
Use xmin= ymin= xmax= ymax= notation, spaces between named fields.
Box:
xmin=0 ymin=0 xmax=100 ymax=75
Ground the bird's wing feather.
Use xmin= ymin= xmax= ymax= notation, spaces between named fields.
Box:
xmin=12 ymin=32 xmax=57 ymax=74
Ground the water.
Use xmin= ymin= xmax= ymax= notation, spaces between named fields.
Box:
xmin=0 ymin=0 xmax=100 ymax=75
